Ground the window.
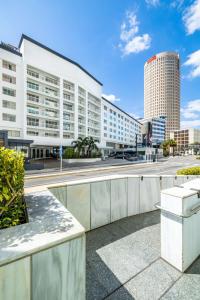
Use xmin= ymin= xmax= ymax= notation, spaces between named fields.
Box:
xmin=27 ymin=69 xmax=39 ymax=78
xmin=27 ymin=131 xmax=39 ymax=136
xmin=45 ymin=87 xmax=58 ymax=96
xmin=27 ymin=106 xmax=39 ymax=115
xmin=46 ymin=120 xmax=58 ymax=129
xmin=45 ymin=132 xmax=59 ymax=137
xmin=63 ymin=80 xmax=74 ymax=91
xmin=27 ymin=82 xmax=39 ymax=90
xmin=27 ymin=117 xmax=39 ymax=127
xmin=27 ymin=93 xmax=39 ymax=103
xmin=78 ymin=86 xmax=86 ymax=96
xmin=64 ymin=103 xmax=73 ymax=111
xmin=2 ymin=87 xmax=16 ymax=97
xmin=63 ymin=93 xmax=72 ymax=100
xmin=8 ymin=130 xmax=20 ymax=137
xmin=2 ymin=100 xmax=16 ymax=109
xmin=2 ymin=74 xmax=16 ymax=84
xmin=2 ymin=60 xmax=16 ymax=71
xmin=3 ymin=113 xmax=16 ymax=122
xmin=45 ymin=76 xmax=58 ymax=85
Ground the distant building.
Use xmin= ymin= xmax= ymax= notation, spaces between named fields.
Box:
xmin=170 ymin=128 xmax=200 ymax=153
xmin=140 ymin=116 xmax=166 ymax=147
xmin=0 ymin=34 xmax=142 ymax=158
xmin=144 ymin=52 xmax=180 ymax=139
xmin=101 ymin=97 xmax=142 ymax=153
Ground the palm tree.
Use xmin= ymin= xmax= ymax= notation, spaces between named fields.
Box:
xmin=71 ymin=137 xmax=85 ymax=157
xmin=161 ymin=139 xmax=177 ymax=156
xmin=86 ymin=137 xmax=99 ymax=158
xmin=168 ymin=139 xmax=177 ymax=156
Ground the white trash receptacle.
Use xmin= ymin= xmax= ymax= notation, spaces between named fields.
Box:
xmin=159 ymin=186 xmax=200 ymax=272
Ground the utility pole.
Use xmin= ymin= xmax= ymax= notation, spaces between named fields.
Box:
xmin=59 ymin=143 xmax=63 ymax=172
xmin=136 ymin=133 xmax=138 ymax=157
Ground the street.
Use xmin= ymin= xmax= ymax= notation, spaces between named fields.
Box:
xmin=25 ymin=156 xmax=199 ymax=188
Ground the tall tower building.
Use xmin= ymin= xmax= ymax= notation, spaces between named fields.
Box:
xmin=144 ymin=52 xmax=180 ymax=139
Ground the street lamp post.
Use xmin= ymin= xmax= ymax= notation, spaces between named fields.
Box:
xmin=136 ymin=133 xmax=138 ymax=158
xmin=59 ymin=143 xmax=63 ymax=172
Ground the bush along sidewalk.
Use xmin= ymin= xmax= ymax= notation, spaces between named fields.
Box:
xmin=177 ymin=166 xmax=200 ymax=175
xmin=0 ymin=147 xmax=27 ymax=229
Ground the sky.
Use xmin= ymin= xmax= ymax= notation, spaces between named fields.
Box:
xmin=0 ymin=0 xmax=200 ymax=128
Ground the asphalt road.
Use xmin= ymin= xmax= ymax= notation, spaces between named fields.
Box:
xmin=25 ymin=156 xmax=199 ymax=188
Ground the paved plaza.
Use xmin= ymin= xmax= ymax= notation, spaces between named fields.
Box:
xmin=86 ymin=211 xmax=200 ymax=300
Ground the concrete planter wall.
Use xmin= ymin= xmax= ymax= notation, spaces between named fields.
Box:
xmin=48 ymin=175 xmax=198 ymax=232
xmin=63 ymin=158 xmax=101 ymax=163
xmin=0 ymin=190 xmax=85 ymax=300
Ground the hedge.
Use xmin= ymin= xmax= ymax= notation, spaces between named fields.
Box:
xmin=177 ymin=166 xmax=200 ymax=175
xmin=0 ymin=147 xmax=26 ymax=229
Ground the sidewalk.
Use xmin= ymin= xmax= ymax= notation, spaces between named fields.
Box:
xmin=25 ymin=157 xmax=168 ymax=178
xmin=25 ymin=159 xmax=145 ymax=175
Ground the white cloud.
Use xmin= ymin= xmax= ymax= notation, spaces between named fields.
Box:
xmin=181 ymin=119 xmax=200 ymax=128
xmin=181 ymin=99 xmax=200 ymax=128
xmin=130 ymin=112 xmax=142 ymax=119
xmin=123 ymin=34 xmax=151 ymax=55
xmin=102 ymin=94 xmax=120 ymax=103
xmin=145 ymin=0 xmax=160 ymax=6
xmin=170 ymin=0 xmax=184 ymax=9
xmin=120 ymin=14 xmax=139 ymax=42
xmin=119 ymin=11 xmax=151 ymax=56
xmin=184 ymin=49 xmax=200 ymax=78
xmin=183 ymin=0 xmax=200 ymax=34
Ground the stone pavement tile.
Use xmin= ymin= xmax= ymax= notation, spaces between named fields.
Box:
xmin=91 ymin=224 xmax=160 ymax=285
xmin=186 ymin=255 xmax=200 ymax=274
xmin=106 ymin=287 xmax=135 ymax=300
xmin=161 ymin=274 xmax=200 ymax=300
xmin=161 ymin=256 xmax=200 ymax=300
xmin=87 ymin=256 xmax=122 ymax=296
xmin=122 ymin=259 xmax=181 ymax=300
xmin=86 ymin=264 xmax=108 ymax=300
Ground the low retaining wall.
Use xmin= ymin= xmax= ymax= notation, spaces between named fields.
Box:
xmin=63 ymin=158 xmax=101 ymax=163
xmin=1 ymin=174 xmax=198 ymax=299
xmin=48 ymin=174 xmax=198 ymax=231
xmin=0 ymin=190 xmax=85 ymax=300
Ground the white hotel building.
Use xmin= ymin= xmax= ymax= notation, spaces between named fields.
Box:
xmin=0 ymin=34 xmax=142 ymax=158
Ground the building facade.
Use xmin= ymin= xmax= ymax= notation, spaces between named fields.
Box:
xmin=101 ymin=97 xmax=142 ymax=152
xmin=140 ymin=116 xmax=166 ymax=146
xmin=144 ymin=52 xmax=180 ymax=139
xmin=0 ymin=35 xmax=142 ymax=158
xmin=170 ymin=128 xmax=200 ymax=153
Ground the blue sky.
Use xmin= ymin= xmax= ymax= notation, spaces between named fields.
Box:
xmin=1 ymin=0 xmax=200 ymax=128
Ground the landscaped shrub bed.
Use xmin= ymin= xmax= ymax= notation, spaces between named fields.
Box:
xmin=63 ymin=136 xmax=102 ymax=159
xmin=0 ymin=147 xmax=26 ymax=229
xmin=177 ymin=166 xmax=200 ymax=175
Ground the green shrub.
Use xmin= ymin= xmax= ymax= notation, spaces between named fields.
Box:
xmin=63 ymin=147 xmax=74 ymax=159
xmin=0 ymin=147 xmax=25 ymax=229
xmin=196 ymin=156 xmax=200 ymax=160
xmin=177 ymin=166 xmax=200 ymax=175
xmin=163 ymin=149 xmax=169 ymax=157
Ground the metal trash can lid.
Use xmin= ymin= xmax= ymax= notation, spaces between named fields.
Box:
xmin=181 ymin=179 xmax=200 ymax=192
xmin=161 ymin=186 xmax=197 ymax=199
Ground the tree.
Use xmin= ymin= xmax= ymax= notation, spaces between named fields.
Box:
xmin=168 ymin=139 xmax=177 ymax=156
xmin=71 ymin=137 xmax=85 ymax=157
xmin=86 ymin=137 xmax=99 ymax=158
xmin=161 ymin=139 xmax=177 ymax=156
